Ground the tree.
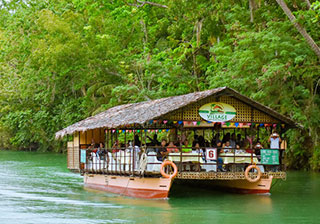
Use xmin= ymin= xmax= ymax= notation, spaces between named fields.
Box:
xmin=276 ymin=0 xmax=320 ymax=60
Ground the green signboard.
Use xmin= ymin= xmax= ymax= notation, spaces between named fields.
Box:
xmin=260 ymin=149 xmax=279 ymax=165
xmin=80 ymin=149 xmax=86 ymax=163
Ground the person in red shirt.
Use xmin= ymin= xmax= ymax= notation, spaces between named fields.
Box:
xmin=112 ymin=140 xmax=120 ymax=153
xmin=167 ymin=141 xmax=179 ymax=153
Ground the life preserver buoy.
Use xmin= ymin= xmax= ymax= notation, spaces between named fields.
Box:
xmin=160 ymin=160 xmax=178 ymax=179
xmin=245 ymin=165 xmax=261 ymax=183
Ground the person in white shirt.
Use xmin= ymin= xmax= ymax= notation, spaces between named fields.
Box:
xmin=268 ymin=131 xmax=282 ymax=149
xmin=223 ymin=141 xmax=233 ymax=153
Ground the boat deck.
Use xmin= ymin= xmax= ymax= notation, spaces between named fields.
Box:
xmin=176 ymin=171 xmax=286 ymax=180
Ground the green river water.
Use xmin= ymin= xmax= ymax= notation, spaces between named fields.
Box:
xmin=0 ymin=150 xmax=320 ymax=224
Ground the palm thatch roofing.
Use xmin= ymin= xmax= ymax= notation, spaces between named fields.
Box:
xmin=55 ymin=87 xmax=297 ymax=139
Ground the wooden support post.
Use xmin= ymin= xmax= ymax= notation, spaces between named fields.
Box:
xmin=132 ymin=129 xmax=135 ymax=174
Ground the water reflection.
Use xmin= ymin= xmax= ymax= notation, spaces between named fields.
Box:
xmin=168 ymin=184 xmax=274 ymax=223
xmin=83 ymin=187 xmax=174 ymax=223
xmin=84 ymin=187 xmax=171 ymax=209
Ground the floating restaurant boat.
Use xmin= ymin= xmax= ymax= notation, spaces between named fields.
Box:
xmin=55 ymin=87 xmax=297 ymax=199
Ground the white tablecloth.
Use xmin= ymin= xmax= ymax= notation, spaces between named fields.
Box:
xmin=219 ymin=152 xmax=258 ymax=164
xmin=168 ymin=152 xmax=204 ymax=163
xmin=113 ymin=151 xmax=133 ymax=164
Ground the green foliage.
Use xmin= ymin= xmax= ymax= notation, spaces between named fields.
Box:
xmin=0 ymin=0 xmax=319 ymax=169
xmin=310 ymin=146 xmax=320 ymax=171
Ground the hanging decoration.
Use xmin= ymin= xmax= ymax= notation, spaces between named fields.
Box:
xmin=139 ymin=118 xmax=282 ymax=130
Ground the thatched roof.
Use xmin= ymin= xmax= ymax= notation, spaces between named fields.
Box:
xmin=55 ymin=87 xmax=297 ymax=138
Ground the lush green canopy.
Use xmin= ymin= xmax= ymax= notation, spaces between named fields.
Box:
xmin=0 ymin=0 xmax=319 ymax=170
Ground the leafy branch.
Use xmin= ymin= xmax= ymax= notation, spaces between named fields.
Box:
xmin=127 ymin=0 xmax=168 ymax=9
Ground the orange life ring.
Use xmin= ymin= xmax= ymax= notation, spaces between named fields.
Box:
xmin=244 ymin=165 xmax=261 ymax=183
xmin=160 ymin=160 xmax=178 ymax=179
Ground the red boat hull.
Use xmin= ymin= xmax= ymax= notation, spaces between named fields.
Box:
xmin=84 ymin=174 xmax=273 ymax=199
xmin=84 ymin=174 xmax=172 ymax=199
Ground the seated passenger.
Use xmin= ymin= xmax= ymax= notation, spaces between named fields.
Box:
xmin=157 ymin=139 xmax=168 ymax=161
xmin=181 ymin=139 xmax=192 ymax=153
xmin=193 ymin=143 xmax=204 ymax=154
xmin=222 ymin=141 xmax=232 ymax=153
xmin=254 ymin=141 xmax=263 ymax=150
xmin=222 ymin=133 xmax=230 ymax=145
xmin=134 ymin=135 xmax=141 ymax=147
xmin=192 ymin=135 xmax=199 ymax=147
xmin=230 ymin=133 xmax=236 ymax=148
xmin=120 ymin=143 xmax=126 ymax=151
xmin=236 ymin=134 xmax=243 ymax=148
xmin=96 ymin=142 xmax=104 ymax=159
xmin=198 ymin=136 xmax=205 ymax=148
xmin=174 ymin=134 xmax=182 ymax=146
xmin=211 ymin=133 xmax=220 ymax=147
xmin=242 ymin=138 xmax=253 ymax=153
xmin=112 ymin=140 xmax=120 ymax=153
xmin=88 ymin=142 xmax=94 ymax=150
xmin=147 ymin=134 xmax=160 ymax=147
xmin=167 ymin=141 xmax=179 ymax=153
xmin=254 ymin=141 xmax=263 ymax=159
xmin=235 ymin=146 xmax=244 ymax=154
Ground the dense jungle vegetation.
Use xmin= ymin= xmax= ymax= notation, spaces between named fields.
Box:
xmin=0 ymin=0 xmax=319 ymax=170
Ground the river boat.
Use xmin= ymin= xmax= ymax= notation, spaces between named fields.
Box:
xmin=55 ymin=87 xmax=297 ymax=199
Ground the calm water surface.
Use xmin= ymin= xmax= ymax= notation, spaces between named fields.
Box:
xmin=0 ymin=150 xmax=320 ymax=224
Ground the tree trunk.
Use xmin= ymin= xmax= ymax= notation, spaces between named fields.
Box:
xmin=249 ymin=0 xmax=256 ymax=23
xmin=303 ymin=0 xmax=311 ymax=9
xmin=276 ymin=0 xmax=320 ymax=60
xmin=196 ymin=20 xmax=203 ymax=47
